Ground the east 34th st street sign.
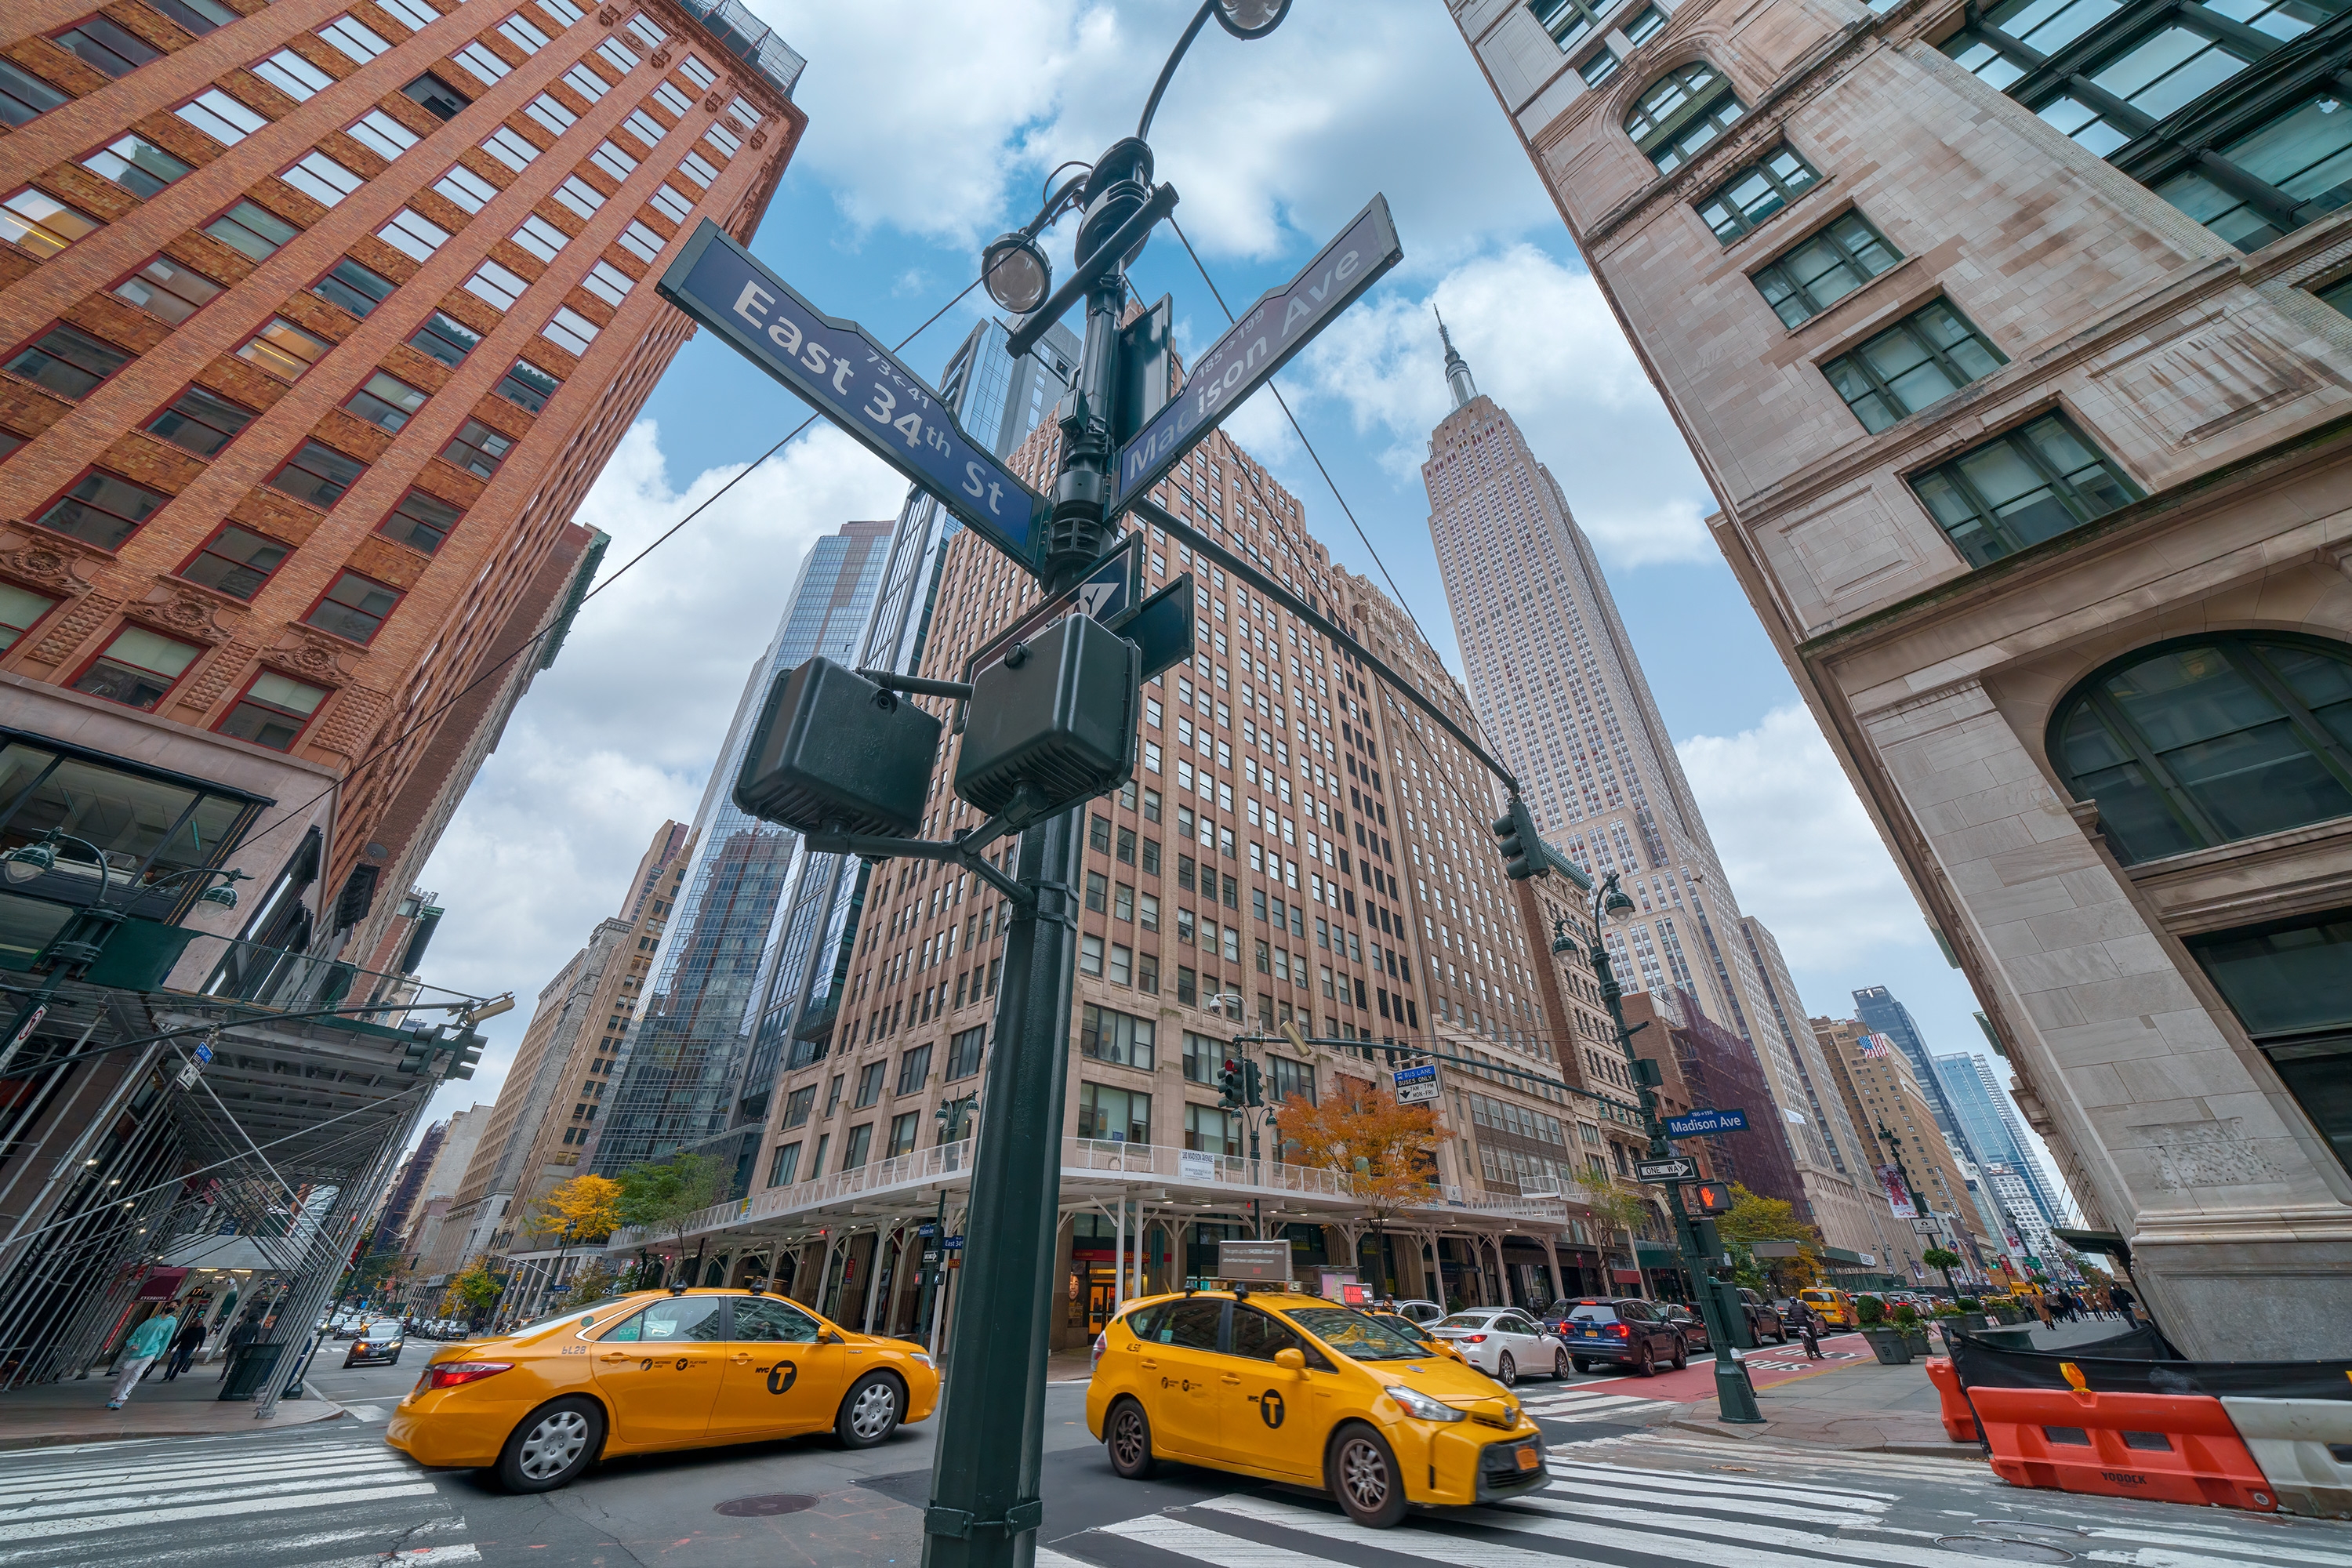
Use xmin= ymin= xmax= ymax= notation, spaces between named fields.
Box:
xmin=1113 ymin=194 xmax=1403 ymax=516
xmin=655 ymin=219 xmax=1051 ymax=574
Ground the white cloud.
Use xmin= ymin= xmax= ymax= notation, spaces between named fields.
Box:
xmin=416 ymin=420 xmax=907 ymax=1115
xmin=1283 ymin=245 xmax=1719 ymax=566
xmin=1677 ymin=705 xmax=1926 ymax=971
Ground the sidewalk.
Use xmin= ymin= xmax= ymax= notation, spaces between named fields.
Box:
xmin=0 ymin=1359 xmax=348 ymax=1450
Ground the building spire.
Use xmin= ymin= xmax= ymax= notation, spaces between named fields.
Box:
xmin=1435 ymin=305 xmax=1477 ymax=411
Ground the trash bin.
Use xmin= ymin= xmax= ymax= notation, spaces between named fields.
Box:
xmin=218 ymin=1342 xmax=282 ymax=1401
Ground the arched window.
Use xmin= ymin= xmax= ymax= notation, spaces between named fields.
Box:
xmin=2049 ymin=634 xmax=2352 ymax=866
xmin=1624 ymin=62 xmax=1744 ymax=172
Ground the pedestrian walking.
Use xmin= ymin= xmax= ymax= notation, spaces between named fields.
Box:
xmin=2033 ymin=1292 xmax=2054 ymax=1329
xmin=1800 ymin=1307 xmax=1824 ymax=1360
xmin=162 ymin=1311 xmax=206 ymax=1380
xmin=217 ymin=1312 xmax=261 ymax=1380
xmin=108 ymin=1307 xmax=178 ymax=1409
xmin=2109 ymin=1283 xmax=2138 ymax=1325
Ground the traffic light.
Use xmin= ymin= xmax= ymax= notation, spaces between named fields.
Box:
xmin=1243 ymin=1060 xmax=1264 ymax=1107
xmin=447 ymin=1029 xmax=485 ymax=1081
xmin=1490 ymin=796 xmax=1552 ymax=881
xmin=1218 ymin=1060 xmax=1246 ymax=1109
xmin=735 ymin=658 xmax=940 ymax=839
xmin=1690 ymin=1179 xmax=1734 ymax=1214
xmin=396 ymin=1029 xmax=436 ymax=1075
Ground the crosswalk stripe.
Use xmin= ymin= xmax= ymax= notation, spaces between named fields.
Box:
xmin=289 ymin=1545 xmax=481 ymax=1568
xmin=0 ymin=1480 xmax=440 ymax=1543
xmin=0 ymin=1441 xmax=384 ymax=1483
xmin=1109 ymin=1513 xmax=1347 ymax=1567
xmin=1533 ymin=1482 xmax=1886 ymax=1527
xmin=0 ymin=1443 xmax=389 ymax=1492
xmin=2083 ymin=1529 xmax=2352 ymax=1568
xmin=1607 ymin=1436 xmax=1994 ymax=1481
xmin=0 ymin=1462 xmax=418 ymax=1517
xmin=1521 ymin=1393 xmax=1664 ymax=1412
xmin=1194 ymin=1494 xmax=1608 ymax=1568
xmin=0 ymin=1457 xmax=414 ymax=1505
xmin=1541 ymin=1460 xmax=1891 ymax=1506
xmin=0 ymin=1524 xmax=394 ymax=1568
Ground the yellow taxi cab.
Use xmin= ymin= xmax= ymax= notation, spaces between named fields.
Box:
xmin=1797 ymin=1286 xmax=1857 ymax=1328
xmin=1086 ymin=1288 xmax=1548 ymax=1527
xmin=385 ymin=1287 xmax=938 ymax=1492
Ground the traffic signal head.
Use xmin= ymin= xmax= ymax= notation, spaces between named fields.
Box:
xmin=1490 ymin=796 xmax=1551 ymax=881
xmin=735 ymin=658 xmax=939 ymax=840
xmin=396 ymin=1029 xmax=436 ymax=1075
xmin=447 ymin=1029 xmax=485 ymax=1081
xmin=1218 ymin=1061 xmax=1246 ymax=1109
xmin=956 ymin=612 xmax=1139 ymax=826
xmin=1691 ymin=1179 xmax=1734 ymax=1214
xmin=1243 ymin=1061 xmax=1264 ymax=1107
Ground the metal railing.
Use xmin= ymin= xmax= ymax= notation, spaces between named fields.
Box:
xmin=673 ymin=0 xmax=805 ymax=98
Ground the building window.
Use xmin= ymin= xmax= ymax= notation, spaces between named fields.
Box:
xmin=179 ymin=523 xmax=289 ymax=599
xmin=345 ymin=371 xmax=429 ymax=433
xmin=216 ymin=671 xmax=328 ymax=751
xmin=433 ymin=162 xmax=499 ymax=213
xmin=1078 ymin=1083 xmax=1150 ymax=1145
xmin=37 ymin=469 xmax=165 ymax=550
xmin=543 ymin=306 xmax=599 ymax=355
xmin=1 ymin=189 xmax=101 ymax=256
xmin=403 ymin=71 xmax=472 ymax=120
xmin=481 ymin=124 xmax=539 ymax=170
xmin=2052 ymin=634 xmax=2352 ymax=866
xmin=236 ymin=317 xmax=332 ymax=380
xmin=1080 ymin=933 xmax=1104 ymax=975
xmin=1109 ymin=943 xmax=1133 ymax=985
xmin=854 ymin=1060 xmax=886 ymax=1109
xmin=252 ymin=48 xmax=332 ymax=100
xmin=495 ymin=358 xmax=561 ymax=412
xmin=590 ymin=139 xmax=637 ymax=182
xmin=1528 ymin=0 xmax=1606 ymax=50
xmin=174 ymin=88 xmax=267 ymax=147
xmin=0 ymin=583 xmax=60 ymax=651
xmin=71 ymin=625 xmax=200 ymax=710
xmin=946 ymin=1024 xmax=985 ymax=1081
xmin=840 ymin=1121 xmax=873 ymax=1170
xmin=1624 ymin=5 xmax=1668 ymax=44
xmin=466 ymin=259 xmax=528 ymax=310
xmin=583 ymin=259 xmax=634 ymax=307
xmin=282 ymin=150 xmax=364 ymax=207
xmin=1910 ymin=412 xmax=2139 ymax=568
xmin=5 ymin=323 xmax=132 ymax=399
xmin=304 ymin=570 xmax=401 ymax=643
xmin=1820 ymin=299 xmax=2007 ymax=433
xmin=2184 ymin=909 xmax=2352 ymax=1180
xmin=1578 ymin=47 xmax=1620 ymax=86
xmin=1 ymin=61 xmax=72 ymax=128
xmin=1085 ymin=872 xmax=1108 ymax=913
xmin=82 ymin=135 xmax=191 ymax=201
xmin=1624 ymin=62 xmax=1744 ymax=172
xmin=2320 ymin=272 xmax=2352 ymax=317
xmin=767 ymin=1141 xmax=801 ymax=1186
xmin=1182 ymin=1031 xmax=1218 ymax=1083
xmin=349 ymin=107 xmax=419 ymax=160
xmin=887 ymin=1109 xmax=920 ymax=1157
xmin=269 ymin=440 xmax=367 ymax=510
xmin=896 ymin=1043 xmax=932 ymax=1095
xmin=649 ymin=183 xmax=694 ymax=224
xmin=619 ymin=219 xmax=665 ymax=263
xmin=408 ymin=310 xmax=481 ymax=367
xmin=1749 ymin=210 xmax=1901 ymax=327
xmin=554 ymin=175 xmax=605 ymax=220
xmin=1185 ymin=1103 xmax=1239 ymax=1157
xmin=113 ymin=255 xmax=221 ymax=325
xmin=377 ymin=207 xmax=449 ymax=261
xmin=525 ymin=92 xmax=576 ymax=136
xmin=54 ymin=15 xmax=162 ymax=78
xmin=782 ymin=1085 xmax=816 ymax=1127
xmin=1268 ymin=1056 xmax=1316 ymax=1105
xmin=440 ymin=417 xmax=515 ymax=478
xmin=1696 ymin=144 xmax=1822 ymax=241
xmin=312 ymin=256 xmax=396 ymax=318
xmin=378 ymin=488 xmax=462 ymax=553
xmin=1080 ymin=1003 xmax=1155 ymax=1069
xmin=2152 ymin=90 xmax=2352 ymax=252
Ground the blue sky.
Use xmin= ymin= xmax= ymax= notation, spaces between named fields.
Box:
xmin=416 ymin=0 xmax=2060 ymax=1207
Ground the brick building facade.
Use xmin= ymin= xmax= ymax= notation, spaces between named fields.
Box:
xmin=0 ymin=0 xmax=803 ymax=960
xmin=1451 ymin=0 xmax=2350 ymax=1352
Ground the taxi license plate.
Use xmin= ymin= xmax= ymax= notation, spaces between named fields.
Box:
xmin=1515 ymin=1445 xmax=1541 ymax=1471
xmin=1578 ymin=1327 xmax=1599 ymax=1337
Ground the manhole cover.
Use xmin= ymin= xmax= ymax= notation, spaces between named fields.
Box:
xmin=1936 ymin=1535 xmax=2076 ymax=1563
xmin=715 ymin=1494 xmax=820 ymax=1518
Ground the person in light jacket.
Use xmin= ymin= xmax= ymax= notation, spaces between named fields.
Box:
xmin=109 ymin=1307 xmax=178 ymax=1409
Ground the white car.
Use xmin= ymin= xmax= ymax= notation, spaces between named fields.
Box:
xmin=1428 ymin=1307 xmax=1570 ymax=1385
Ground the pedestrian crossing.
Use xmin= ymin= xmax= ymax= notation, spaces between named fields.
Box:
xmin=1037 ymin=1431 xmax=2352 ymax=1568
xmin=1512 ymin=1385 xmax=1675 ymax=1424
xmin=0 ymin=1431 xmax=474 ymax=1568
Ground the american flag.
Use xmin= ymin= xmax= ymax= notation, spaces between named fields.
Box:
xmin=1860 ymin=1032 xmax=1896 ymax=1059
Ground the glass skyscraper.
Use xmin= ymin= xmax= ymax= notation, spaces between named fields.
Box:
xmin=1853 ymin=985 xmax=1971 ymax=1159
xmin=592 ymin=317 xmax=1079 ymax=1192
xmin=1933 ymin=1051 xmax=2062 ymax=1225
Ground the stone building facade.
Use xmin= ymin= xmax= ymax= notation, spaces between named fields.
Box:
xmin=1450 ymin=0 xmax=2352 ymax=1352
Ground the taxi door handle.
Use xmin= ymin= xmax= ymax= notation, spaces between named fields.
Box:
xmin=730 ymin=1353 xmax=755 ymax=1364
xmin=600 ymin=1352 xmax=631 ymax=1363
xmin=1220 ymin=1374 xmax=1241 ymax=1386
xmin=1138 ymin=1357 xmax=1158 ymax=1370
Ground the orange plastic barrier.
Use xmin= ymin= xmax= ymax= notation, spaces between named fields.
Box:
xmin=1923 ymin=1357 xmax=1978 ymax=1443
xmin=1970 ymin=1384 xmax=2278 ymax=1511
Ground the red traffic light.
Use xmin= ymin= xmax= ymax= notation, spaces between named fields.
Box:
xmin=1690 ymin=1180 xmax=1733 ymax=1214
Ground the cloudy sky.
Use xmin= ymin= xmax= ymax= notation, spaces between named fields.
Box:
xmin=412 ymin=0 xmax=2057 ymax=1207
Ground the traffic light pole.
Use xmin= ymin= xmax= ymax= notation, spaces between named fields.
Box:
xmin=1581 ymin=878 xmax=1762 ymax=1423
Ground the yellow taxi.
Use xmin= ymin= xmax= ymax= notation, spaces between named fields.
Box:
xmin=385 ymin=1287 xmax=938 ymax=1492
xmin=1798 ymin=1286 xmax=1857 ymax=1328
xmin=1087 ymin=1288 xmax=1548 ymax=1527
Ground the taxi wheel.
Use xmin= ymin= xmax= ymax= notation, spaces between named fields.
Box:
xmin=1552 ymin=1350 xmax=1570 ymax=1381
xmin=495 ymin=1397 xmax=603 ymax=1493
xmin=1329 ymin=1423 xmax=1407 ymax=1529
xmin=1105 ymin=1398 xmax=1157 ymax=1479
xmin=836 ymin=1373 xmax=903 ymax=1449
xmin=1496 ymin=1352 xmax=1517 ymax=1386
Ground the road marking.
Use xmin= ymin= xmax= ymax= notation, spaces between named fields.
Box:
xmin=1542 ymin=1459 xmax=1892 ymax=1506
xmin=0 ymin=1481 xmax=441 ymax=1542
xmin=340 ymin=1404 xmax=388 ymax=1423
xmin=0 ymin=1455 xmax=412 ymax=1505
xmin=289 ymin=1546 xmax=481 ymax=1568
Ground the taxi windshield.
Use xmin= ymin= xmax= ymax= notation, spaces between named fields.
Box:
xmin=1286 ymin=1306 xmax=1430 ymax=1362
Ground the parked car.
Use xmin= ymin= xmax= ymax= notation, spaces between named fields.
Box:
xmin=344 ymin=1319 xmax=406 ymax=1367
xmin=1364 ymin=1308 xmax=1467 ymax=1363
xmin=1384 ymin=1298 xmax=1445 ymax=1327
xmin=1426 ymin=1308 xmax=1569 ymax=1385
xmin=1737 ymin=1287 xmax=1788 ymax=1344
xmin=1556 ymin=1298 xmax=1686 ymax=1376
xmin=1659 ymin=1302 xmax=1712 ymax=1352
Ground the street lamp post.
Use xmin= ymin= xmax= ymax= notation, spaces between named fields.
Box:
xmin=1875 ymin=1121 xmax=1929 ymax=1282
xmin=923 ymin=13 xmax=1294 ymax=1563
xmin=1560 ymin=887 xmax=1762 ymax=1424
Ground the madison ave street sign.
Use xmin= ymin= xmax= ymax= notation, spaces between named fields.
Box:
xmin=1112 ymin=194 xmax=1403 ymax=515
xmin=658 ymin=220 xmax=1051 ymax=573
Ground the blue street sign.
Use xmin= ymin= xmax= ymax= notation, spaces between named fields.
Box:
xmin=917 ymin=1223 xmax=937 ymax=1238
xmin=1113 ymin=194 xmax=1403 ymax=515
xmin=656 ymin=220 xmax=1051 ymax=574
xmin=194 ymin=1043 xmax=213 ymax=1064
xmin=1665 ymin=1108 xmax=1749 ymax=1137
xmin=942 ymin=1236 xmax=964 ymax=1251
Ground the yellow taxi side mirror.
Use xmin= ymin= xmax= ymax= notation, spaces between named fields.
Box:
xmin=1273 ymin=1347 xmax=1305 ymax=1374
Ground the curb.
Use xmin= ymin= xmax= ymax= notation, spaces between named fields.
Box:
xmin=1661 ymin=1416 xmax=1984 ymax=1461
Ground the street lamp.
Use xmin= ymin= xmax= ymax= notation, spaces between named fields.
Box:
xmin=1561 ymin=877 xmax=1762 ymax=1424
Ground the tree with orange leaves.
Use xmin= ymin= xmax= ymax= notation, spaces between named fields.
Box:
xmin=1272 ymin=1077 xmax=1443 ymax=1225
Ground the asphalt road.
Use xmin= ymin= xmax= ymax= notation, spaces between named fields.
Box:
xmin=9 ymin=1343 xmax=2347 ymax=1568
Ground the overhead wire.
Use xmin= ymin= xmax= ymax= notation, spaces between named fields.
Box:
xmin=223 ymin=277 xmax=985 ymax=859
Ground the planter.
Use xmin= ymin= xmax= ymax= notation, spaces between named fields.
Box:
xmin=1864 ymin=1327 xmax=1912 ymax=1365
xmin=1901 ymin=1329 xmax=1933 ymax=1357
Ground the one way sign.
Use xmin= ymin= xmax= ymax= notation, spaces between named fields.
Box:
xmin=1635 ymin=1156 xmax=1698 ymax=1182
